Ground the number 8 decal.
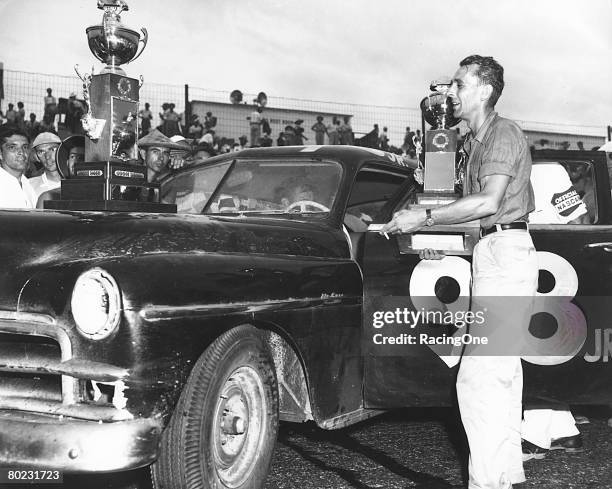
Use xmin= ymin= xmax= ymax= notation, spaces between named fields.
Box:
xmin=524 ymin=251 xmax=587 ymax=366
xmin=408 ymin=252 xmax=587 ymax=366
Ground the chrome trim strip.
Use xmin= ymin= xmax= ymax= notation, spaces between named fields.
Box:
xmin=139 ymin=296 xmax=362 ymax=322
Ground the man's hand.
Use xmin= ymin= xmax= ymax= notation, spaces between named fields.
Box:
xmin=168 ymin=155 xmax=186 ymax=170
xmin=381 ymin=209 xmax=426 ymax=234
xmin=419 ymin=249 xmax=446 ymax=260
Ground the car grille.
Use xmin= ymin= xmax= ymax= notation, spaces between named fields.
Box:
xmin=0 ymin=313 xmax=78 ymax=409
xmin=0 ymin=333 xmax=63 ymax=401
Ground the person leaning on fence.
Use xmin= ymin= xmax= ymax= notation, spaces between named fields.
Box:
xmin=382 ymin=55 xmax=537 ymax=489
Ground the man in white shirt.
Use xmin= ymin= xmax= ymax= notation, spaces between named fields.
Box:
xmin=0 ymin=127 xmax=37 ymax=208
xmin=28 ymin=132 xmax=62 ymax=200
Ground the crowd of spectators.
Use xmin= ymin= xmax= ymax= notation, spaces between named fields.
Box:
xmin=0 ymin=88 xmax=86 ymax=140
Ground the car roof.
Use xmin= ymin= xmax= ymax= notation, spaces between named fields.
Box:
xmin=185 ymin=145 xmax=418 ymax=173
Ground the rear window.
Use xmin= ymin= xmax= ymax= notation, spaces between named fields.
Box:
xmin=530 ymin=160 xmax=596 ymax=224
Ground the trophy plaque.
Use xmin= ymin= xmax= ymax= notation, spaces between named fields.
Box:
xmin=397 ymin=80 xmax=478 ymax=255
xmin=45 ymin=0 xmax=175 ymax=213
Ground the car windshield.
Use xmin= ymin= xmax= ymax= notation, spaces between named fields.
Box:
xmin=161 ymin=159 xmax=343 ymax=216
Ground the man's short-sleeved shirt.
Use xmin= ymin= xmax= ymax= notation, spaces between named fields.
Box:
xmin=0 ymin=167 xmax=37 ymax=208
xmin=29 ymin=172 xmax=61 ymax=200
xmin=529 ymin=163 xmax=587 ymax=224
xmin=465 ymin=111 xmax=535 ymax=228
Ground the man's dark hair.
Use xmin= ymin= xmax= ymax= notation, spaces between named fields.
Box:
xmin=460 ymin=55 xmax=504 ymax=108
xmin=0 ymin=126 xmax=30 ymax=146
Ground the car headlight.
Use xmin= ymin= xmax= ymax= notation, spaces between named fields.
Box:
xmin=71 ymin=268 xmax=122 ymax=340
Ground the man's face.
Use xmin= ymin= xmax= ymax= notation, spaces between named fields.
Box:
xmin=448 ymin=65 xmax=487 ymax=122
xmin=1 ymin=135 xmax=30 ymax=177
xmin=146 ymin=146 xmax=170 ymax=173
xmin=35 ymin=143 xmax=60 ymax=172
xmin=68 ymin=146 xmax=85 ymax=175
xmin=293 ymin=186 xmax=314 ymax=202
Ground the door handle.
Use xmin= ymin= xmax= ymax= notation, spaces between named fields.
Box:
xmin=584 ymin=242 xmax=612 ymax=253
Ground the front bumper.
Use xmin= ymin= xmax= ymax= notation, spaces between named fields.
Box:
xmin=0 ymin=410 xmax=162 ymax=472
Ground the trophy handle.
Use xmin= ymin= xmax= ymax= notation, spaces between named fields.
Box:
xmin=131 ymin=27 xmax=148 ymax=63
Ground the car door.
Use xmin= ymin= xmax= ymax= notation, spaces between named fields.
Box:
xmin=525 ymin=149 xmax=612 ymax=405
xmin=353 ymin=168 xmax=460 ymax=408
xmin=361 ymin=149 xmax=612 ymax=408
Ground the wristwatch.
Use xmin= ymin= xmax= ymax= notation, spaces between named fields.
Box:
xmin=425 ymin=208 xmax=435 ymax=227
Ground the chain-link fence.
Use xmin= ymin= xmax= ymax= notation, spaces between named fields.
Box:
xmin=2 ymin=69 xmax=605 ymax=150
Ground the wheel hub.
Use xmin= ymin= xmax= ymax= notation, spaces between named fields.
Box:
xmin=212 ymin=365 xmax=267 ymax=488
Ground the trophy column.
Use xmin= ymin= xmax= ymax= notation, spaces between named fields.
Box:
xmin=44 ymin=0 xmax=175 ymax=213
xmin=397 ymin=84 xmax=479 ymax=255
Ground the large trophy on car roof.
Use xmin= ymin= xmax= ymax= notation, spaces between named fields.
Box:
xmin=398 ymin=78 xmax=479 ymax=255
xmin=46 ymin=0 xmax=175 ymax=212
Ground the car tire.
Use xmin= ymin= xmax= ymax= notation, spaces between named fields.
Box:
xmin=151 ymin=325 xmax=279 ymax=489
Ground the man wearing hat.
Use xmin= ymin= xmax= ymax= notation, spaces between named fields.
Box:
xmin=137 ymin=129 xmax=188 ymax=183
xmin=293 ymin=120 xmax=308 ymax=145
xmin=29 ymin=131 xmax=62 ymax=200
xmin=0 ymin=126 xmax=37 ymax=208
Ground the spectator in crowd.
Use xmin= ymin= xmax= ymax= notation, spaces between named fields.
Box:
xmin=25 ymin=113 xmax=41 ymax=140
xmin=139 ymin=102 xmax=153 ymax=137
xmin=577 ymin=141 xmax=585 ymax=150
xmin=66 ymin=93 xmax=85 ymax=134
xmin=29 ymin=132 xmax=62 ymax=201
xmin=199 ymin=128 xmax=215 ymax=146
xmin=0 ymin=126 xmax=36 ymax=208
xmin=65 ymin=138 xmax=85 ymax=177
xmin=327 ymin=116 xmax=340 ymax=145
xmin=137 ymin=129 xmax=186 ymax=183
xmin=361 ymin=124 xmax=380 ymax=149
xmin=36 ymin=135 xmax=85 ymax=207
xmin=279 ymin=125 xmax=296 ymax=146
xmin=293 ymin=120 xmax=308 ymax=145
xmin=403 ymin=126 xmax=416 ymax=156
xmin=238 ymin=135 xmax=248 ymax=151
xmin=5 ymin=104 xmax=17 ymax=126
xmin=379 ymin=126 xmax=389 ymax=150
xmin=159 ymin=103 xmax=182 ymax=138
xmin=43 ymin=88 xmax=57 ymax=126
xmin=190 ymin=142 xmax=216 ymax=164
xmin=311 ymin=116 xmax=327 ymax=145
xmin=187 ymin=114 xmax=204 ymax=140
xmin=204 ymin=111 xmax=217 ymax=131
xmin=232 ymin=142 xmax=241 ymax=152
xmin=260 ymin=132 xmax=273 ymax=147
xmin=248 ymin=106 xmax=263 ymax=147
xmin=16 ymin=102 xmax=26 ymax=131
xmin=339 ymin=115 xmax=354 ymax=145
xmin=262 ymin=116 xmax=271 ymax=138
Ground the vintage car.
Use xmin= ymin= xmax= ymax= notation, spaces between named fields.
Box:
xmin=0 ymin=145 xmax=610 ymax=489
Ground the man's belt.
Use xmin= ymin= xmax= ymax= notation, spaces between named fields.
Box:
xmin=480 ymin=222 xmax=528 ymax=238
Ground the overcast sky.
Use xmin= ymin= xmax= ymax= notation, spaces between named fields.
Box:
xmin=0 ymin=0 xmax=610 ymax=130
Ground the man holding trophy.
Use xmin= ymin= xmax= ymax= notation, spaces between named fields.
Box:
xmin=382 ymin=55 xmax=537 ymax=489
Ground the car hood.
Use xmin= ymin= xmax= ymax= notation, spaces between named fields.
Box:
xmin=0 ymin=209 xmax=349 ymax=311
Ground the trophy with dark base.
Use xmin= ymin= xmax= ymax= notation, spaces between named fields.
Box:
xmin=397 ymin=81 xmax=479 ymax=255
xmin=45 ymin=0 xmax=176 ymax=213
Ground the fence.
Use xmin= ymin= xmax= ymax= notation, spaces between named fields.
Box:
xmin=2 ymin=69 xmax=605 ymax=150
